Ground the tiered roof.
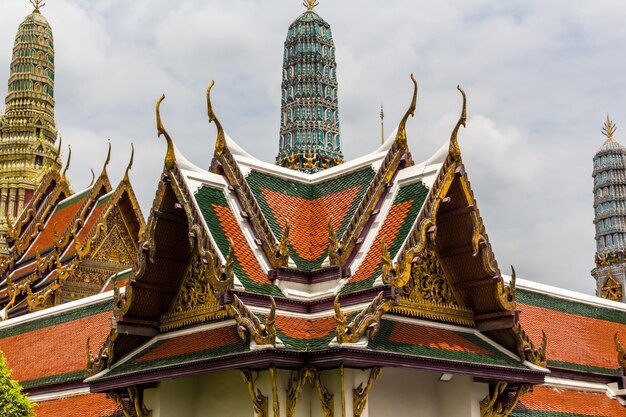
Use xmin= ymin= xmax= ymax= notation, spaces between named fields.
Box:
xmin=0 ymin=292 xmax=122 ymax=416
xmin=86 ymin=80 xmax=548 ymax=397
xmin=0 ymin=144 xmax=145 ymax=319
xmin=510 ymin=278 xmax=626 ymax=414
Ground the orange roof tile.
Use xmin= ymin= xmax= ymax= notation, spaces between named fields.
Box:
xmin=518 ymin=302 xmax=626 ymax=371
xmin=348 ymin=200 xmax=414 ymax=284
xmin=517 ymin=385 xmax=626 ymax=416
xmin=0 ymin=310 xmax=111 ymax=383
xmin=24 ymin=194 xmax=89 ymax=258
xmin=136 ymin=326 xmax=240 ymax=363
xmin=275 ymin=315 xmax=337 ymax=340
xmin=35 ymin=393 xmax=119 ymax=417
xmin=261 ymin=186 xmax=361 ymax=262
xmin=213 ymin=204 xmax=272 ymax=285
xmin=389 ymin=321 xmax=491 ymax=355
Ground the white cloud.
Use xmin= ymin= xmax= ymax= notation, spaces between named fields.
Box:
xmin=0 ymin=0 xmax=623 ymax=294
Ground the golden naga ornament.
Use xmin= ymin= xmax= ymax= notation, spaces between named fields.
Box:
xmin=226 ymin=294 xmax=277 ymax=346
xmin=381 ymin=236 xmax=413 ymax=288
xmin=277 ymin=221 xmax=290 ymax=267
xmin=335 ymin=292 xmax=393 ymax=344
xmin=512 ymin=323 xmax=547 ymax=367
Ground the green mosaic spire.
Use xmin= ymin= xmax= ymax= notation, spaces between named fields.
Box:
xmin=276 ymin=2 xmax=344 ymax=173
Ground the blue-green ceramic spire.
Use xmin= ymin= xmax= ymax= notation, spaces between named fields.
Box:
xmin=592 ymin=116 xmax=626 ymax=302
xmin=276 ymin=3 xmax=344 ymax=173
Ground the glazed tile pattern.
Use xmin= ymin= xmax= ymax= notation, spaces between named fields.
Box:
xmin=194 ymin=186 xmax=283 ymax=296
xmin=512 ymin=385 xmax=626 ymax=416
xmin=22 ymin=187 xmax=92 ymax=259
xmin=246 ymin=168 xmax=376 ymax=270
xmin=517 ymin=289 xmax=626 ymax=376
xmin=63 ymin=193 xmax=111 ymax=257
xmin=342 ymin=181 xmax=429 ymax=294
xmin=0 ymin=299 xmax=113 ymax=389
xmin=368 ymin=319 xmax=527 ymax=368
xmin=275 ymin=315 xmax=339 ymax=349
xmin=35 ymin=393 xmax=121 ymax=417
xmin=107 ymin=325 xmax=248 ymax=377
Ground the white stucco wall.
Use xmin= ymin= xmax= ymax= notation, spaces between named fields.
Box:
xmin=143 ymin=366 xmax=488 ymax=417
xmin=368 ymin=368 xmax=488 ymax=417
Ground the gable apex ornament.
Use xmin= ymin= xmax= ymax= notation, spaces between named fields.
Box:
xmin=156 ymin=94 xmax=176 ymax=170
xmin=449 ymin=85 xmax=467 ymax=161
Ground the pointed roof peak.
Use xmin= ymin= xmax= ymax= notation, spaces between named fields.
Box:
xmin=602 ymin=114 xmax=617 ymax=141
xmin=303 ymin=0 xmax=319 ymax=12
xmin=29 ymin=0 xmax=45 ymax=13
xmin=597 ymin=115 xmax=626 ymax=154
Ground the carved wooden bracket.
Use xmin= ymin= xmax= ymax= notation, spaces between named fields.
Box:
xmin=479 ymin=381 xmax=529 ymax=417
xmin=286 ymin=367 xmax=334 ymax=417
xmin=109 ymin=386 xmax=152 ymax=417
xmin=353 ymin=367 xmax=382 ymax=417
xmin=241 ymin=369 xmax=269 ymax=417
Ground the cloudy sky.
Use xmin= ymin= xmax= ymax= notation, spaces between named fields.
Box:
xmin=0 ymin=0 xmax=623 ymax=294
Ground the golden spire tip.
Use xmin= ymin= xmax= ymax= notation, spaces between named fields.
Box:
xmin=303 ymin=0 xmax=319 ymax=11
xmin=602 ymin=114 xmax=617 ymax=140
xmin=29 ymin=0 xmax=45 ymax=12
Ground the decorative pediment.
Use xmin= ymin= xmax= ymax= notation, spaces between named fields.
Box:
xmin=90 ymin=208 xmax=137 ymax=265
xmin=384 ymin=234 xmax=474 ymax=326
xmin=601 ymin=272 xmax=622 ymax=301
xmin=160 ymin=241 xmax=234 ymax=331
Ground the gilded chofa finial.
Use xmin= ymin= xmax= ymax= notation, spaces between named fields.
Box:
xmin=156 ymin=94 xmax=176 ymax=170
xmin=602 ymin=114 xmax=617 ymax=140
xmin=61 ymin=144 xmax=71 ymax=180
xmin=88 ymin=169 xmax=95 ymax=187
xmin=303 ymin=0 xmax=319 ymax=11
xmin=395 ymin=74 xmax=418 ymax=152
xmin=207 ymin=81 xmax=227 ymax=157
xmin=123 ymin=143 xmax=134 ymax=183
xmin=29 ymin=0 xmax=45 ymax=13
xmin=100 ymin=139 xmax=111 ymax=177
xmin=449 ymin=85 xmax=467 ymax=161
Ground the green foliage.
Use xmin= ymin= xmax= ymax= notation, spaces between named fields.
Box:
xmin=0 ymin=350 xmax=35 ymax=417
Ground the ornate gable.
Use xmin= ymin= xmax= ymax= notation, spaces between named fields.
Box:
xmin=601 ymin=272 xmax=622 ymax=302
xmin=0 ymin=144 xmax=144 ymax=318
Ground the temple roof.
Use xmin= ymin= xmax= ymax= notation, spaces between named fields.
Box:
xmin=514 ymin=276 xmax=626 ymax=378
xmin=0 ymin=146 xmax=145 ymax=319
xmin=86 ymin=82 xmax=549 ymax=392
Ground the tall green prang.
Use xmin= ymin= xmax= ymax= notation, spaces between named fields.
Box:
xmin=276 ymin=1 xmax=344 ymax=173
